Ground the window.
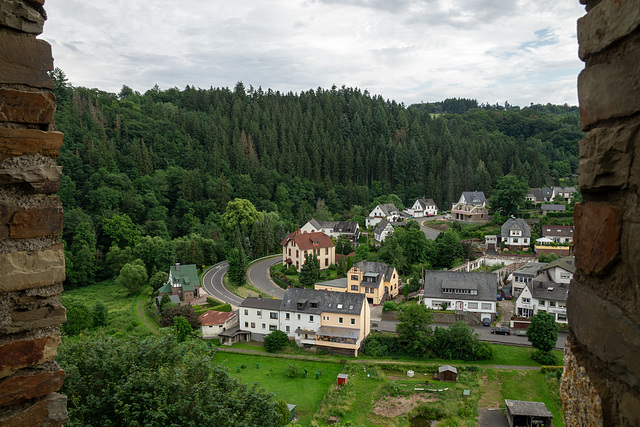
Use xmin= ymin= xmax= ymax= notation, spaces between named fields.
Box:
xmin=262 ymin=323 xmax=266 ymax=329
xmin=339 ymin=317 xmax=344 ymax=324
xmin=539 ymin=300 xmax=545 ymax=306
xmin=286 ymin=325 xmax=290 ymax=332
xmin=550 ymin=301 xmax=556 ymax=307
xmin=557 ymin=314 xmax=567 ymax=322
xmin=325 ymin=259 xmax=328 ymax=266
xmin=325 ymin=248 xmax=328 ymax=255
xmin=337 ymin=304 xmax=343 ymax=309
xmin=288 ymin=249 xmax=291 ymax=256
xmin=309 ymin=315 xmax=314 ymax=322
xmin=468 ymin=302 xmax=478 ymax=309
xmin=270 ymin=312 xmax=278 ymax=319
xmin=310 ymin=302 xmax=318 ymax=308
xmin=269 ymin=325 xmax=277 ymax=331
xmin=350 ymin=318 xmax=356 ymax=325
xmin=244 ymin=309 xmax=248 ymax=315
xmin=251 ymin=322 xmax=255 ymax=328
xmin=285 ymin=313 xmax=290 ymax=320
xmin=481 ymin=303 xmax=491 ymax=310
xmin=351 ymin=275 xmax=358 ymax=280
xmin=244 ymin=322 xmax=248 ymax=327
xmin=296 ymin=250 xmax=299 ymax=257
xmin=523 ymin=298 xmax=530 ymax=303
xmin=351 ymin=285 xmax=359 ymax=291
xmin=297 ymin=314 xmax=301 ymax=320
xmin=257 ymin=310 xmax=262 ymax=317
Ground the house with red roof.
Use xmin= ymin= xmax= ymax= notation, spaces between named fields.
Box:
xmin=281 ymin=230 xmax=335 ymax=272
xmin=198 ymin=310 xmax=238 ymax=339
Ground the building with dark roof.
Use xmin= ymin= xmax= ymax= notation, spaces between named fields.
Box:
xmin=407 ymin=198 xmax=439 ymax=217
xmin=512 ymin=262 xmax=547 ymax=297
xmin=421 ymin=271 xmax=497 ymax=323
xmin=500 ymin=218 xmax=532 ymax=251
xmin=505 ymin=400 xmax=553 ymax=427
xmin=301 ymin=218 xmax=360 ymax=242
xmin=281 ymin=230 xmax=335 ymax=272
xmin=451 ymin=191 xmax=488 ymax=222
xmin=541 ymin=225 xmax=574 ymax=244
xmin=541 ymin=204 xmax=567 ymax=215
xmin=373 ymin=219 xmax=394 ymax=242
xmin=365 ymin=203 xmax=399 ymax=228
xmin=239 ymin=295 xmax=283 ymax=341
xmin=158 ymin=263 xmax=200 ymax=303
xmin=316 ymin=260 xmax=399 ymax=305
xmin=515 ymin=259 xmax=573 ymax=324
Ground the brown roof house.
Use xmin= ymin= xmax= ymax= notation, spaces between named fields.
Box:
xmin=198 ymin=310 xmax=238 ymax=340
xmin=281 ymin=230 xmax=335 ymax=272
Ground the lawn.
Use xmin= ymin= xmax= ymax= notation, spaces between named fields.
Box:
xmin=498 ymin=369 xmax=564 ymax=426
xmin=61 ymin=279 xmax=156 ymax=338
xmin=212 ymin=352 xmax=344 ymax=425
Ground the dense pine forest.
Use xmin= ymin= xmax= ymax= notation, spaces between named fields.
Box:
xmin=51 ymin=69 xmax=582 ymax=286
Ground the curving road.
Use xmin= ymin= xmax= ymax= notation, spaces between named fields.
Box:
xmin=420 ymin=216 xmax=444 ymax=240
xmin=247 ymin=256 xmax=285 ymax=298
xmin=201 ymin=262 xmax=244 ymax=308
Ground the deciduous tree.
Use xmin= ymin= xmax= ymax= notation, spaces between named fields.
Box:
xmin=115 ymin=259 xmax=148 ymax=295
xmin=396 ymin=303 xmax=433 ymax=357
xmin=489 ymin=174 xmax=529 ymax=216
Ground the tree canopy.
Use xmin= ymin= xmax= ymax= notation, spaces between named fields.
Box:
xmin=489 ymin=174 xmax=529 ymax=216
xmin=396 ymin=303 xmax=433 ymax=357
xmin=527 ymin=311 xmax=559 ymax=353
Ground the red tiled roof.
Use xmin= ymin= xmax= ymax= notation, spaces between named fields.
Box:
xmin=280 ymin=230 xmax=335 ymax=250
xmin=198 ymin=310 xmax=236 ymax=326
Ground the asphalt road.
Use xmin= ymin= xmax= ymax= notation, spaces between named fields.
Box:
xmin=247 ymin=256 xmax=285 ymax=298
xmin=201 ymin=262 xmax=244 ymax=308
xmin=419 ymin=216 xmax=443 ymax=240
xmin=370 ymin=319 xmax=567 ymax=350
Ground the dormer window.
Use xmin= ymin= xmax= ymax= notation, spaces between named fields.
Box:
xmin=337 ymin=304 xmax=343 ymax=309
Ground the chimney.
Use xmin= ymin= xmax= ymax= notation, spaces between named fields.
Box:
xmin=258 ymin=294 xmax=262 ymax=299
xmin=176 ymin=262 xmax=180 ymax=271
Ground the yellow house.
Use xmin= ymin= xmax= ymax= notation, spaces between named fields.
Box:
xmin=316 ymin=261 xmax=399 ymax=305
xmin=280 ymin=288 xmax=370 ymax=357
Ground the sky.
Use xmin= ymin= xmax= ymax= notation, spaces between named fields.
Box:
xmin=43 ymin=0 xmax=586 ymax=107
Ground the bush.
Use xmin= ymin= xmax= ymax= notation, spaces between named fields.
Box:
xmin=382 ymin=301 xmax=398 ymax=312
xmin=63 ymin=300 xmax=93 ymax=335
xmin=264 ymin=330 xmax=289 ymax=352
xmin=284 ymin=265 xmax=298 ymax=275
xmin=532 ymin=350 xmax=557 ymax=365
xmin=211 ymin=303 xmax=232 ymax=312
xmin=286 ymin=363 xmax=299 ymax=378
xmin=206 ymin=297 xmax=223 ymax=306
xmin=329 ymin=263 xmax=337 ymax=271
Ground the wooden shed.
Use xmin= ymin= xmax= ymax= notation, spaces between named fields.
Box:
xmin=337 ymin=373 xmax=349 ymax=386
xmin=437 ymin=365 xmax=458 ymax=382
xmin=505 ymin=399 xmax=553 ymax=427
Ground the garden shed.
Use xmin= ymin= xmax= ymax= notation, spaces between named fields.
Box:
xmin=505 ymin=399 xmax=553 ymax=427
xmin=336 ymin=373 xmax=349 ymax=386
xmin=437 ymin=365 xmax=458 ymax=382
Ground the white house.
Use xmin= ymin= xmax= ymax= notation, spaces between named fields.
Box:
xmin=421 ymin=271 xmax=497 ymax=323
xmin=515 ymin=280 xmax=568 ymax=324
xmin=198 ymin=310 xmax=238 ymax=339
xmin=365 ymin=203 xmax=399 ymax=228
xmin=407 ymin=198 xmax=438 ymax=217
xmin=301 ymin=218 xmax=360 ymax=242
xmin=541 ymin=225 xmax=574 ymax=244
xmin=500 ymin=218 xmax=531 ymax=251
xmin=238 ymin=296 xmax=282 ymax=341
xmin=373 ymin=219 xmax=394 ymax=242
xmin=511 ymin=262 xmax=547 ymax=297
xmin=541 ymin=256 xmax=575 ymax=284
xmin=552 ymin=186 xmax=577 ymax=202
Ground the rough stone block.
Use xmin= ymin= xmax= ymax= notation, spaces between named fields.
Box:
xmin=578 ymin=124 xmax=637 ymax=190
xmin=0 ymin=164 xmax=62 ymax=193
xmin=578 ymin=47 xmax=640 ymax=130
xmin=578 ymin=0 xmax=640 ymax=60
xmin=10 ymin=206 xmax=62 ymax=238
xmin=0 ymin=33 xmax=53 ymax=89
xmin=621 ymin=221 xmax=640 ymax=295
xmin=568 ymin=280 xmax=640 ymax=390
xmin=0 ymin=392 xmax=69 ymax=427
xmin=0 ymin=0 xmax=45 ymax=35
xmin=0 ymin=305 xmax=66 ymax=334
xmin=561 ymin=345 xmax=604 ymax=426
xmin=0 ymin=245 xmax=65 ymax=292
xmin=574 ymin=202 xmax=621 ymax=275
xmin=0 ymin=128 xmax=63 ymax=161
xmin=0 ymin=88 xmax=55 ymax=124
xmin=0 ymin=369 xmax=65 ymax=406
xmin=0 ymin=334 xmax=60 ymax=379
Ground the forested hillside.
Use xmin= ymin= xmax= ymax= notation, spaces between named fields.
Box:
xmin=51 ymin=69 xmax=582 ymax=286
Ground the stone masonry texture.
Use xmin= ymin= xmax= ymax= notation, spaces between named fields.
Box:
xmin=563 ymin=0 xmax=640 ymax=425
xmin=0 ymin=1 xmax=68 ymax=424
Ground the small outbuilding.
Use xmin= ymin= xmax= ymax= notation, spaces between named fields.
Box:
xmin=437 ymin=365 xmax=458 ymax=382
xmin=337 ymin=373 xmax=349 ymax=386
xmin=505 ymin=399 xmax=553 ymax=427
xmin=286 ymin=403 xmax=296 ymax=422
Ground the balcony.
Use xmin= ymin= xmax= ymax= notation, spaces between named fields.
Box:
xmin=315 ymin=326 xmax=360 ymax=348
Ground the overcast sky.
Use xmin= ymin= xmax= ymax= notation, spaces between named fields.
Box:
xmin=43 ymin=1 xmax=585 ymax=107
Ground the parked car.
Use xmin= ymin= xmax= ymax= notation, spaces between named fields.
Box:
xmin=444 ymin=214 xmax=452 ymax=219
xmin=490 ymin=327 xmax=511 ymax=335
xmin=515 ymin=329 xmax=527 ymax=337
xmin=482 ymin=318 xmax=491 ymax=327
xmin=496 ymin=294 xmax=503 ymax=301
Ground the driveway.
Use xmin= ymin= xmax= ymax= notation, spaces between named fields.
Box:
xmin=419 ymin=217 xmax=443 ymax=240
xmin=478 ymin=408 xmax=509 ymax=427
xmin=246 ymin=256 xmax=285 ymax=299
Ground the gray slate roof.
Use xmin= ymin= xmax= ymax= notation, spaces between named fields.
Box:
xmin=281 ymin=287 xmax=365 ymax=315
xmin=316 ymin=277 xmax=348 ymax=289
xmin=439 ymin=365 xmax=457 ymax=374
xmin=505 ymin=400 xmax=553 ymax=418
xmin=460 ymin=191 xmax=486 ymax=205
xmin=423 ymin=271 xmax=497 ymax=302
xmin=527 ymin=278 xmax=568 ymax=302
xmin=240 ymin=296 xmax=282 ymax=310
xmin=513 ymin=262 xmax=547 ymax=278
xmin=501 ymin=218 xmax=531 ymax=238
xmin=354 ymin=260 xmax=396 ymax=282
xmin=541 ymin=225 xmax=574 ymax=238
xmin=374 ymin=219 xmax=392 ymax=235
xmin=541 ymin=204 xmax=566 ymax=212
xmin=378 ymin=203 xmax=398 ymax=216
xmin=542 ymin=256 xmax=576 ymax=273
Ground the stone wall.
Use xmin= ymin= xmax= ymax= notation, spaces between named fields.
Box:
xmin=0 ymin=1 xmax=68 ymax=425
xmin=561 ymin=1 xmax=640 ymax=425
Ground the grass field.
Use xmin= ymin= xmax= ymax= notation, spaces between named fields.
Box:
xmin=498 ymin=369 xmax=564 ymax=426
xmin=61 ymin=279 xmax=156 ymax=338
xmin=212 ymin=352 xmax=344 ymax=425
